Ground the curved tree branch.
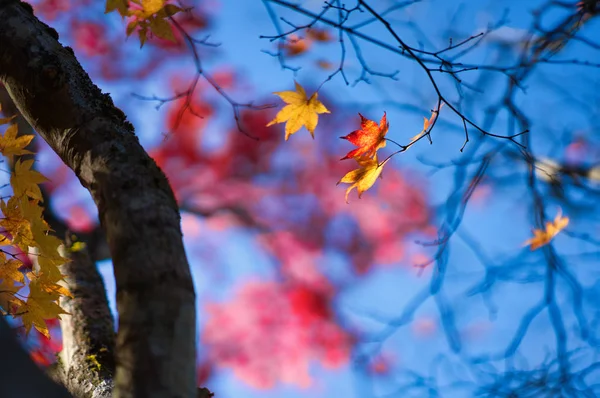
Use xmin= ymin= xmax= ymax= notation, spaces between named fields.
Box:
xmin=52 ymin=234 xmax=116 ymax=398
xmin=0 ymin=1 xmax=197 ymax=397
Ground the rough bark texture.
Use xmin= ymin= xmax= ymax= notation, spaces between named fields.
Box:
xmin=55 ymin=235 xmax=116 ymax=398
xmin=0 ymin=88 xmax=115 ymax=397
xmin=0 ymin=1 xmax=197 ymax=397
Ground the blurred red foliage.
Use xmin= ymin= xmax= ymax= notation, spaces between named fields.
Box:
xmin=13 ymin=2 xmax=434 ymax=389
xmin=202 ymin=280 xmax=352 ymax=389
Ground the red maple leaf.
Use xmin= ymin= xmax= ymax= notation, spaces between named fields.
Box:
xmin=340 ymin=112 xmax=389 ymax=160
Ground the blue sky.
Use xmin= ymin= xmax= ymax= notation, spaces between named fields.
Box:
xmin=37 ymin=0 xmax=600 ymax=396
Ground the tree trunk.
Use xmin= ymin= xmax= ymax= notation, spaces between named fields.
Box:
xmin=0 ymin=2 xmax=197 ymax=397
xmin=53 ymin=236 xmax=116 ymax=398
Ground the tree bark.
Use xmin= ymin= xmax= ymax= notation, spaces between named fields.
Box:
xmin=0 ymin=2 xmax=197 ymax=397
xmin=54 ymin=235 xmax=116 ymax=398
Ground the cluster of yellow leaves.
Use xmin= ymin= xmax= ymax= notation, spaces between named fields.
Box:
xmin=266 ymin=84 xmax=446 ymax=202
xmin=524 ymin=210 xmax=569 ymax=250
xmin=337 ymin=113 xmax=390 ymax=202
xmin=336 ymin=105 xmax=446 ymax=201
xmin=105 ymin=0 xmax=182 ymax=47
xmin=266 ymin=82 xmax=570 ymax=252
xmin=0 ymin=106 xmax=69 ymax=337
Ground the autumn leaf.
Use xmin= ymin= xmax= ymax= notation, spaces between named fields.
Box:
xmin=266 ymin=82 xmax=330 ymax=140
xmin=316 ymin=60 xmax=334 ymax=70
xmin=0 ymin=83 xmax=68 ymax=335
xmin=21 ymin=279 xmax=68 ymax=337
xmin=149 ymin=16 xmax=175 ymax=41
xmin=141 ymin=0 xmax=165 ymax=16
xmin=31 ymin=222 xmax=65 ymax=280
xmin=0 ymin=279 xmax=21 ymax=315
xmin=524 ymin=210 xmax=569 ymax=250
xmin=30 ymin=274 xmax=71 ymax=299
xmin=337 ymin=155 xmax=388 ymax=203
xmin=340 ymin=113 xmax=388 ymax=160
xmin=281 ymin=35 xmax=311 ymax=56
xmin=122 ymin=0 xmax=181 ymax=46
xmin=105 ymin=0 xmax=129 ymax=16
xmin=306 ymin=28 xmax=332 ymax=42
xmin=407 ymin=105 xmax=444 ymax=147
xmin=0 ymin=113 xmax=16 ymax=126
xmin=0 ymin=197 xmax=35 ymax=249
xmin=0 ymin=124 xmax=33 ymax=160
xmin=138 ymin=26 xmax=149 ymax=47
xmin=422 ymin=104 xmax=443 ymax=131
xmin=11 ymin=159 xmax=49 ymax=201
xmin=158 ymin=3 xmax=182 ymax=18
xmin=0 ymin=252 xmax=25 ymax=285
xmin=126 ymin=20 xmax=139 ymax=36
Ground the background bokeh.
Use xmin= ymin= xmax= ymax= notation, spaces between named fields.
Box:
xmin=4 ymin=0 xmax=600 ymax=396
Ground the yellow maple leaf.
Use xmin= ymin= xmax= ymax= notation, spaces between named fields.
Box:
xmin=0 ymin=124 xmax=33 ymax=160
xmin=21 ymin=279 xmax=68 ymax=337
xmin=0 ymin=197 xmax=35 ymax=249
xmin=32 ymin=226 xmax=63 ymax=259
xmin=0 ymin=113 xmax=16 ymax=126
xmin=37 ymin=257 xmax=67 ymax=283
xmin=19 ymin=196 xmax=45 ymax=224
xmin=11 ymin=159 xmax=48 ymax=201
xmin=141 ymin=0 xmax=165 ymax=16
xmin=0 ymin=279 xmax=22 ymax=315
xmin=127 ymin=0 xmax=171 ymax=19
xmin=524 ymin=210 xmax=569 ymax=250
xmin=28 ymin=273 xmax=71 ymax=298
xmin=0 ymin=252 xmax=25 ymax=284
xmin=337 ymin=154 xmax=388 ymax=203
xmin=266 ymin=82 xmax=330 ymax=140
xmin=120 ymin=0 xmax=180 ymax=46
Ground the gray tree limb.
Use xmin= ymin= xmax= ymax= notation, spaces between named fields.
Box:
xmin=0 ymin=1 xmax=197 ymax=397
xmin=54 ymin=235 xmax=116 ymax=398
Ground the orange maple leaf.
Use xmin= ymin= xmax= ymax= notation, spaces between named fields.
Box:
xmin=340 ymin=113 xmax=389 ymax=160
xmin=306 ymin=28 xmax=332 ymax=42
xmin=281 ymin=34 xmax=311 ymax=57
xmin=316 ymin=60 xmax=334 ymax=70
xmin=337 ymin=155 xmax=388 ymax=203
xmin=524 ymin=210 xmax=569 ymax=250
xmin=408 ymin=104 xmax=444 ymax=146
